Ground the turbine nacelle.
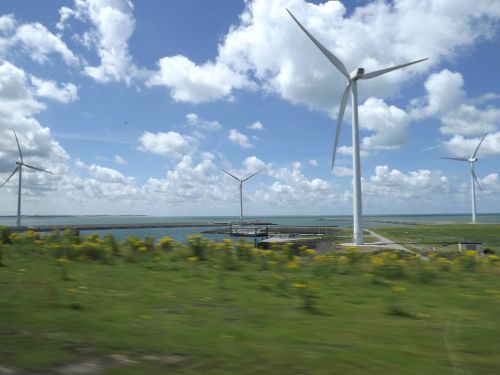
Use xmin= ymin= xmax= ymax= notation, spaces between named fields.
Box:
xmin=350 ymin=68 xmax=365 ymax=80
xmin=469 ymin=158 xmax=478 ymax=163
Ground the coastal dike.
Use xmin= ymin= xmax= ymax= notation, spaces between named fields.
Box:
xmin=5 ymin=221 xmax=271 ymax=234
xmin=202 ymin=226 xmax=339 ymax=236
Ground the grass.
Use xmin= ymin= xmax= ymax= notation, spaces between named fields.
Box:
xmin=373 ymin=224 xmax=500 ymax=254
xmin=1 ymin=228 xmax=500 ymax=374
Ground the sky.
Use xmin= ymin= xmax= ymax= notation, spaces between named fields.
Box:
xmin=0 ymin=0 xmax=499 ymax=217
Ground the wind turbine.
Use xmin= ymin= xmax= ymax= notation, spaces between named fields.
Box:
xmin=443 ymin=133 xmax=488 ymax=224
xmin=0 ymin=131 xmax=53 ymax=227
xmin=287 ymin=9 xmax=427 ymax=245
xmin=223 ymin=169 xmax=261 ymax=223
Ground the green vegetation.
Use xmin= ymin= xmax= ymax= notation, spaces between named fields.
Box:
xmin=374 ymin=224 xmax=500 ymax=254
xmin=1 ymin=227 xmax=500 ymax=374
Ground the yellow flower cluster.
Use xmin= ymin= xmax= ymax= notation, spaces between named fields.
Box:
xmin=57 ymin=257 xmax=70 ymax=265
xmin=158 ymin=236 xmax=173 ymax=250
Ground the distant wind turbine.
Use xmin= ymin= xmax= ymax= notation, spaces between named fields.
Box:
xmin=287 ymin=9 xmax=428 ymax=245
xmin=0 ymin=131 xmax=53 ymax=227
xmin=223 ymin=169 xmax=261 ymax=222
xmin=443 ymin=133 xmax=488 ymax=224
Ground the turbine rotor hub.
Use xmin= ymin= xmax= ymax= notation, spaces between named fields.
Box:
xmin=469 ymin=158 xmax=478 ymax=163
xmin=350 ymin=68 xmax=365 ymax=80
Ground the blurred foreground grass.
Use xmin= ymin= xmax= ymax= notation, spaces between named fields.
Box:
xmin=1 ymin=227 xmax=500 ymax=374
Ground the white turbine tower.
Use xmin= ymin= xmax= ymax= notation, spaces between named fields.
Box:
xmin=443 ymin=133 xmax=488 ymax=224
xmin=0 ymin=131 xmax=53 ymax=227
xmin=287 ymin=9 xmax=427 ymax=245
xmin=223 ymin=170 xmax=261 ymax=223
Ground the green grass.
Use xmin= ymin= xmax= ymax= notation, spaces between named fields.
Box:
xmin=373 ymin=224 xmax=500 ymax=254
xmin=1 ymin=232 xmax=500 ymax=374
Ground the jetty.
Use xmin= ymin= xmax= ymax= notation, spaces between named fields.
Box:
xmin=203 ymin=225 xmax=338 ymax=236
xmin=5 ymin=221 xmax=275 ymax=234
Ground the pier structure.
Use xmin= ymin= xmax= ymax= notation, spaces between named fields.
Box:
xmin=4 ymin=221 xmax=276 ymax=234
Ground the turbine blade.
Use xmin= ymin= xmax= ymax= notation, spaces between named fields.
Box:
xmin=243 ymin=170 xmax=262 ymax=182
xmin=470 ymin=133 xmax=488 ymax=159
xmin=13 ymin=130 xmax=23 ymax=162
xmin=223 ymin=169 xmax=241 ymax=181
xmin=22 ymin=163 xmax=53 ymax=174
xmin=472 ymin=168 xmax=482 ymax=191
xmin=332 ymin=82 xmax=351 ymax=168
xmin=442 ymin=157 xmax=468 ymax=162
xmin=0 ymin=166 xmax=20 ymax=188
xmin=360 ymin=58 xmax=428 ymax=80
xmin=286 ymin=9 xmax=349 ymax=79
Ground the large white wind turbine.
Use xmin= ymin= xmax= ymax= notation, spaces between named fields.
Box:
xmin=287 ymin=9 xmax=427 ymax=245
xmin=0 ymin=131 xmax=53 ymax=226
xmin=223 ymin=169 xmax=261 ymax=222
xmin=443 ymin=133 xmax=488 ymax=224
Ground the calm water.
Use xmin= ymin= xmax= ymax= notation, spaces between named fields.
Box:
xmin=1 ymin=214 xmax=499 ymax=242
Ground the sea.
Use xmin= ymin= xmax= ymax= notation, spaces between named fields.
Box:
xmin=1 ymin=214 xmax=499 ymax=243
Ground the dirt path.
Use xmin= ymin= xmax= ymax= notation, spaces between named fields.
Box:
xmin=365 ymin=229 xmax=420 ymax=257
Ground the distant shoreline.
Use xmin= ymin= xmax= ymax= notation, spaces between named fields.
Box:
xmin=1 ymin=213 xmax=500 ymax=219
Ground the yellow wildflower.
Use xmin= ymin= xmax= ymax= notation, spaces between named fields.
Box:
xmin=285 ymin=260 xmax=299 ymax=269
xmin=57 ymin=257 xmax=70 ymax=265
xmin=305 ymin=249 xmax=317 ymax=256
xmin=338 ymin=255 xmax=348 ymax=265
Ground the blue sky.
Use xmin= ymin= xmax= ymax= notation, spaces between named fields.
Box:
xmin=0 ymin=0 xmax=499 ymax=216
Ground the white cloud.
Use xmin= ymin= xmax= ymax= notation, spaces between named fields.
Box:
xmin=359 ymin=97 xmax=409 ymax=151
xmin=309 ymin=159 xmax=318 ymax=166
xmin=0 ymin=15 xmax=78 ymax=66
xmin=114 ymin=155 xmax=127 ymax=165
xmin=61 ymin=0 xmax=144 ymax=84
xmin=147 ymin=55 xmax=251 ymax=103
xmin=0 ymin=61 xmax=68 ymax=175
xmin=411 ymin=69 xmax=500 ymax=137
xmin=443 ymin=133 xmax=500 ymax=157
xmin=337 ymin=145 xmax=369 ymax=158
xmin=480 ymin=174 xmax=500 ymax=193
xmin=243 ymin=156 xmax=268 ymax=172
xmin=410 ymin=69 xmax=466 ymax=118
xmin=0 ymin=62 xmax=73 ymax=213
xmin=0 ymin=14 xmax=15 ymax=31
xmin=186 ymin=113 xmax=199 ymax=126
xmin=247 ymin=121 xmax=264 ymax=130
xmin=142 ymin=0 xmax=500 ymax=108
xmin=441 ymin=105 xmax=500 ymax=136
xmin=14 ymin=23 xmax=79 ymax=65
xmin=333 ymin=166 xmax=352 ymax=177
xmin=364 ymin=165 xmax=450 ymax=202
xmin=138 ymin=131 xmax=192 ymax=158
xmin=144 ymin=153 xmax=226 ymax=204
xmin=30 ymin=77 xmax=79 ymax=103
xmin=185 ymin=113 xmax=222 ymax=131
xmin=56 ymin=6 xmax=75 ymax=30
xmin=228 ymin=129 xmax=252 ymax=148
xmin=88 ymin=164 xmax=133 ymax=184
xmin=256 ymin=162 xmax=339 ymax=209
